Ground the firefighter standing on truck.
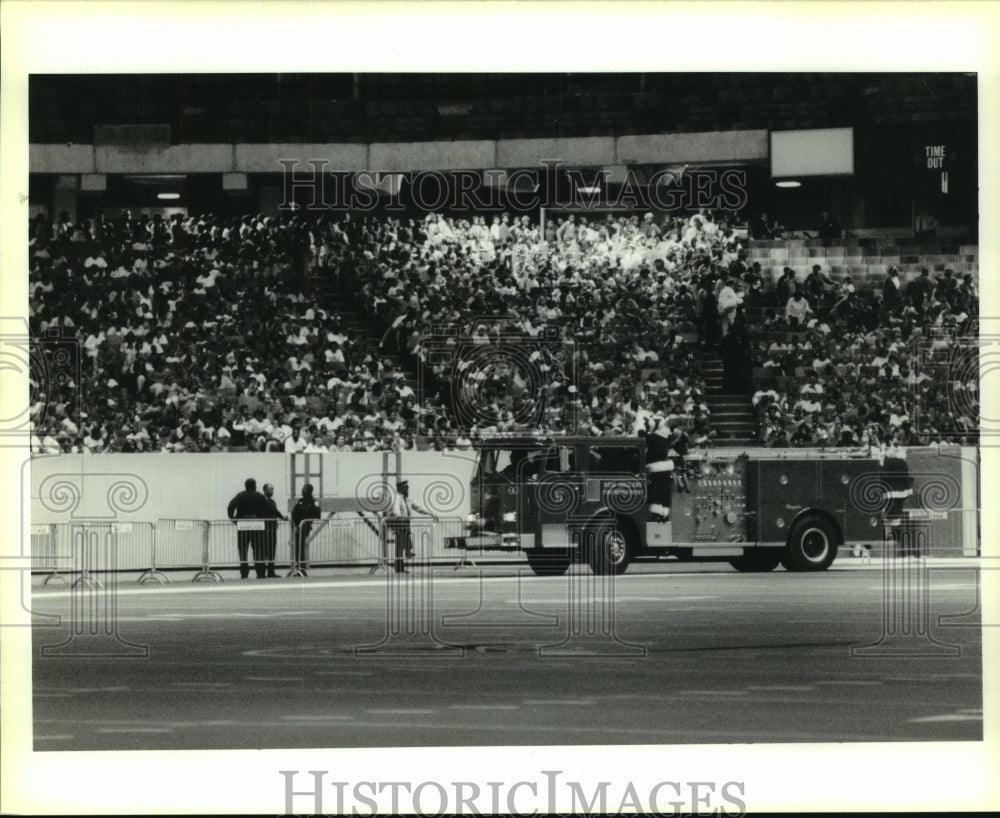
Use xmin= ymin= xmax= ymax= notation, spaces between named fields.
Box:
xmin=646 ymin=421 xmax=675 ymax=521
xmin=664 ymin=423 xmax=692 ymax=480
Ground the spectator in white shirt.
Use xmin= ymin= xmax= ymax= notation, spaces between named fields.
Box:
xmin=284 ymin=425 xmax=309 ymax=453
xmin=785 ymin=290 xmax=812 ymax=326
xmin=325 ymin=343 xmax=346 ymax=366
xmin=716 ymin=278 xmax=742 ymax=337
xmin=84 ymin=251 xmax=108 ymax=269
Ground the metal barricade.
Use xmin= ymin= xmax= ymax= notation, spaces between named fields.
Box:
xmin=300 ymin=514 xmax=383 ymax=573
xmin=381 ymin=515 xmax=486 ymax=570
xmin=110 ymin=521 xmax=154 ymax=573
xmin=136 ymin=522 xmax=167 ymax=585
xmin=423 ymin=516 xmax=473 ymax=566
xmin=28 ymin=516 xmax=524 ymax=584
xmin=31 ymin=523 xmax=68 ymax=586
xmin=155 ymin=519 xmax=215 ymax=582
xmin=59 ymin=522 xmax=155 ymax=588
xmin=301 ymin=515 xmax=473 ymax=573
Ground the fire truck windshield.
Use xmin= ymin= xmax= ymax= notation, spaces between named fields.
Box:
xmin=475 ymin=445 xmax=573 ymax=484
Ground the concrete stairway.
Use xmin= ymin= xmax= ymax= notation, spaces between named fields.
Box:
xmin=311 ymin=273 xmax=758 ymax=444
xmin=306 ymin=274 xmax=424 ymax=397
xmin=701 ymin=349 xmax=756 ymax=446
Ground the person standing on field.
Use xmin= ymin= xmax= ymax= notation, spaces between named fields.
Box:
xmin=385 ymin=479 xmax=437 ymax=573
xmin=290 ymin=483 xmax=322 ymax=576
xmin=227 ymin=477 xmax=270 ymax=579
xmin=261 ymin=482 xmax=286 ymax=578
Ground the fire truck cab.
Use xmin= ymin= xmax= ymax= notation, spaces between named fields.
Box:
xmin=466 ymin=436 xmax=898 ymax=576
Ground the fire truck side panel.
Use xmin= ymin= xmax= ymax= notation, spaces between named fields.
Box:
xmin=748 ymin=457 xmax=884 ymax=545
xmin=823 ymin=459 xmax=885 ymax=543
xmin=750 ymin=459 xmax=824 ymax=544
xmin=669 ymin=458 xmax=748 ymax=545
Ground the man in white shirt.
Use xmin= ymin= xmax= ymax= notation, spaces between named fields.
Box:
xmin=270 ymin=414 xmax=293 ymax=442
xmin=284 ymin=420 xmax=309 ymax=454
xmin=245 ymin=409 xmax=269 ymax=438
xmin=82 ymin=427 xmax=104 ymax=453
xmin=324 ymin=343 xmax=346 ymax=367
xmin=284 ymin=424 xmax=309 ymax=453
xmin=795 ymin=396 xmax=823 ymax=416
xmin=395 ymin=378 xmax=415 ymax=400
xmin=36 ymin=430 xmax=62 ymax=454
xmin=752 ymin=386 xmax=779 ymax=407
xmin=800 ymin=377 xmax=824 ymax=397
xmin=785 ymin=291 xmax=812 ymax=326
xmin=84 ymin=251 xmax=108 ymax=270
xmin=385 ymin=479 xmax=437 ymax=573
xmin=83 ymin=331 xmax=104 ymax=363
xmin=716 ymin=278 xmax=742 ymax=337
xmin=194 ymin=266 xmax=221 ymax=290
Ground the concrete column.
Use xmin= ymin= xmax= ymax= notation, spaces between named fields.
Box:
xmin=52 ymin=175 xmax=79 ymax=225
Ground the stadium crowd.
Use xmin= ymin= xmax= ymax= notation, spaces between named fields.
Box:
xmin=29 ymin=210 xmax=433 ymax=453
xmin=750 ymin=263 xmax=979 ymax=448
xmin=28 ymin=207 xmax=748 ymax=453
xmin=335 ymin=210 xmax=751 ymax=444
xmin=27 ymin=205 xmax=977 ymax=453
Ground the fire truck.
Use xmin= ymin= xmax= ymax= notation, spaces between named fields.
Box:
xmin=462 ymin=436 xmax=909 ymax=575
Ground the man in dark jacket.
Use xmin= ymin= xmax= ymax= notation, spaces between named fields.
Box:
xmin=882 ymin=266 xmax=903 ymax=316
xmin=910 ymin=267 xmax=935 ymax=315
xmin=775 ymin=267 xmax=796 ymax=310
xmin=290 ymin=483 xmax=322 ymax=576
xmin=262 ymin=483 xmax=286 ymax=578
xmin=935 ymin=268 xmax=958 ymax=307
xmin=227 ymin=477 xmax=270 ymax=579
xmin=817 ymin=211 xmax=842 ymax=242
xmin=882 ymin=440 xmax=916 ymax=557
xmin=719 ymin=318 xmax=753 ymax=393
xmin=804 ymin=264 xmax=833 ymax=311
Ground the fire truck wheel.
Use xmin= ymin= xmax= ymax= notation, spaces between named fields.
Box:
xmin=525 ymin=549 xmax=571 ymax=577
xmin=729 ymin=550 xmax=782 ymax=572
xmin=785 ymin=516 xmax=838 ymax=571
xmin=588 ymin=524 xmax=632 ymax=575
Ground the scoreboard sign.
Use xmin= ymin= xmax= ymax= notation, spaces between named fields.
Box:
xmin=924 ymin=144 xmax=950 ymax=193
xmin=924 ymin=145 xmax=948 ymax=169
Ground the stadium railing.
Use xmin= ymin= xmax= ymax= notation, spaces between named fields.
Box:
xmin=34 ymin=522 xmax=156 ymax=589
xmin=303 ymin=515 xmax=469 ymax=572
xmin=156 ymin=519 xmax=215 ymax=582
xmin=30 ymin=516 xmax=508 ymax=584
xmin=30 ymin=523 xmax=70 ymax=586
